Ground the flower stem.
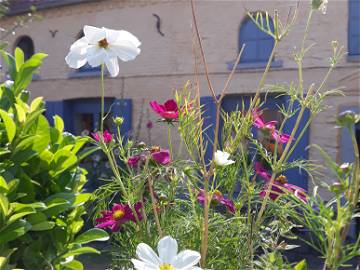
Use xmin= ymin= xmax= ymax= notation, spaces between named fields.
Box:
xmin=148 ymin=176 xmax=163 ymax=238
xmin=100 ymin=63 xmax=105 ymax=133
xmin=200 ymin=176 xmax=210 ymax=267
xmin=168 ymin=124 xmax=173 ymax=159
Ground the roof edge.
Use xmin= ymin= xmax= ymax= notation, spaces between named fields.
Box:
xmin=6 ymin=0 xmax=102 ymax=16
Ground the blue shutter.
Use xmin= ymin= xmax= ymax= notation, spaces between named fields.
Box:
xmin=200 ymin=96 xmax=217 ymax=164
xmin=45 ymin=100 xmax=66 ymax=126
xmin=221 ymin=95 xmax=310 ymax=189
xmin=239 ymin=15 xmax=275 ymax=63
xmin=349 ymin=0 xmax=360 ymax=55
xmin=113 ymin=99 xmax=132 ymax=138
xmin=282 ymin=99 xmax=310 ymax=189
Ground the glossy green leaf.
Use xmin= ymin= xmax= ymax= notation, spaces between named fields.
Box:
xmin=30 ymin=221 xmax=55 ymax=231
xmin=0 ymin=219 xmax=31 ymax=244
xmin=63 ymin=260 xmax=84 ymax=270
xmin=0 ymin=109 xmax=16 ymax=143
xmin=62 ymin=247 xmax=100 ymax=258
xmin=294 ymin=260 xmax=307 ymax=270
xmin=50 ymin=149 xmax=77 ymax=177
xmin=74 ymin=228 xmax=109 ymax=244
xmin=30 ymin=97 xmax=44 ymax=112
xmin=0 ymin=176 xmax=8 ymax=193
xmin=14 ymin=47 xmax=25 ymax=72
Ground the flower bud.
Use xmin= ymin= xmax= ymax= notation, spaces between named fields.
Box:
xmin=331 ymin=40 xmax=338 ymax=50
xmin=330 ymin=182 xmax=345 ymax=194
xmin=137 ymin=141 xmax=146 ymax=149
xmin=113 ymin=117 xmax=124 ymax=126
xmin=339 ymin=162 xmax=351 ymax=173
xmin=336 ymin=110 xmax=356 ymax=129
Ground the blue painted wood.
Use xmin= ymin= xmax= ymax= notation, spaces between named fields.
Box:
xmin=239 ymin=15 xmax=275 ymax=63
xmin=340 ymin=106 xmax=360 ymax=163
xmin=200 ymin=96 xmax=217 ymax=164
xmin=45 ymin=100 xmax=65 ymax=126
xmin=113 ymin=98 xmax=133 ymax=138
xmin=348 ymin=0 xmax=360 ymax=56
xmin=282 ymin=99 xmax=310 ymax=189
xmin=221 ymin=94 xmax=310 ymax=189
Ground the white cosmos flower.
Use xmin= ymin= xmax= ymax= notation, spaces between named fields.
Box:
xmin=65 ymin=25 xmax=141 ymax=77
xmin=319 ymin=0 xmax=328 ymax=14
xmin=214 ymin=150 xmax=235 ymax=166
xmin=131 ymin=236 xmax=202 ymax=270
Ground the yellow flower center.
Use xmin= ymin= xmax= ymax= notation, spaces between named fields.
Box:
xmin=213 ymin=190 xmax=222 ymax=197
xmin=276 ymin=175 xmax=287 ymax=184
xmin=159 ymin=264 xmax=175 ymax=270
xmin=98 ymin=38 xmax=109 ymax=49
xmin=112 ymin=209 xmax=125 ymax=220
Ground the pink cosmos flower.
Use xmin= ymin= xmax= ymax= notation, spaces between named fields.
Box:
xmin=259 ymin=177 xmax=307 ymax=203
xmin=255 ymin=162 xmax=307 ymax=202
xmin=252 ymin=109 xmax=277 ymax=130
xmin=151 ymin=149 xmax=171 ymax=165
xmin=255 ymin=162 xmax=271 ymax=181
xmin=128 ymin=155 xmax=141 ymax=167
xmin=95 ymin=202 xmax=143 ymax=232
xmin=197 ymin=189 xmax=236 ymax=213
xmin=252 ymin=109 xmax=291 ymax=144
xmin=149 ymin=99 xmax=179 ymax=120
xmin=272 ymin=131 xmax=291 ymax=144
xmin=92 ymin=130 xmax=113 ymax=143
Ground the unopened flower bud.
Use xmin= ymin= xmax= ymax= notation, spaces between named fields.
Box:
xmin=113 ymin=117 xmax=124 ymax=126
xmin=331 ymin=40 xmax=338 ymax=50
xmin=337 ymin=110 xmax=356 ymax=129
xmin=330 ymin=182 xmax=345 ymax=194
xmin=339 ymin=163 xmax=351 ymax=173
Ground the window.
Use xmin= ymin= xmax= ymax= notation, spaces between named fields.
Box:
xmin=348 ymin=0 xmax=360 ymax=57
xmin=15 ymin=36 xmax=34 ymax=60
xmin=239 ymin=13 xmax=275 ymax=63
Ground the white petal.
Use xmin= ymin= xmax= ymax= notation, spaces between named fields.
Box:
xmin=65 ymin=50 xmax=87 ymax=69
xmin=131 ymin=259 xmax=158 ymax=270
xmin=131 ymin=259 xmax=145 ymax=270
xmin=136 ymin=243 xmax=161 ymax=266
xmin=65 ymin=37 xmax=89 ymax=68
xmin=109 ymin=42 xmax=141 ymax=62
xmin=83 ymin=25 xmax=106 ymax=44
xmin=117 ymin=30 xmax=141 ymax=47
xmin=105 ymin=56 xmax=119 ymax=77
xmin=87 ymin=46 xmax=106 ymax=67
xmin=172 ymin=250 xmax=201 ymax=269
xmin=104 ymin=27 xmax=122 ymax=44
xmin=157 ymin=236 xmax=178 ymax=264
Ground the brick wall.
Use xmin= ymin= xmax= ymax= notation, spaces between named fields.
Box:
xmin=1 ymin=0 xmax=359 ymax=195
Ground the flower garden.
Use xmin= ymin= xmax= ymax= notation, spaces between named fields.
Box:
xmin=0 ymin=0 xmax=359 ymax=269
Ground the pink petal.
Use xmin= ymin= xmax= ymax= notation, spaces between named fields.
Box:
xmin=151 ymin=149 xmax=171 ymax=165
xmin=164 ymin=99 xmax=178 ymax=112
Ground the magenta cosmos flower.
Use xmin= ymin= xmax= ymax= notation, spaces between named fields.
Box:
xmin=151 ymin=148 xmax=171 ymax=165
xmin=127 ymin=155 xmax=142 ymax=167
xmin=197 ymin=189 xmax=236 ymax=213
xmin=149 ymin=99 xmax=179 ymax=120
xmin=255 ymin=162 xmax=307 ymax=202
xmin=252 ymin=109 xmax=291 ymax=144
xmin=92 ymin=130 xmax=113 ymax=143
xmin=95 ymin=202 xmax=143 ymax=232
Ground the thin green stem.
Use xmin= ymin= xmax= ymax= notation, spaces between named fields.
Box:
xmin=168 ymin=124 xmax=173 ymax=160
xmin=100 ymin=63 xmax=105 ymax=133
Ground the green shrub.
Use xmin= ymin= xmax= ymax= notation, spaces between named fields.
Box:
xmin=0 ymin=48 xmax=108 ymax=270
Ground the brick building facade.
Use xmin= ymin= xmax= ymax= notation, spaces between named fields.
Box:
xmin=1 ymin=0 xmax=359 ymax=195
